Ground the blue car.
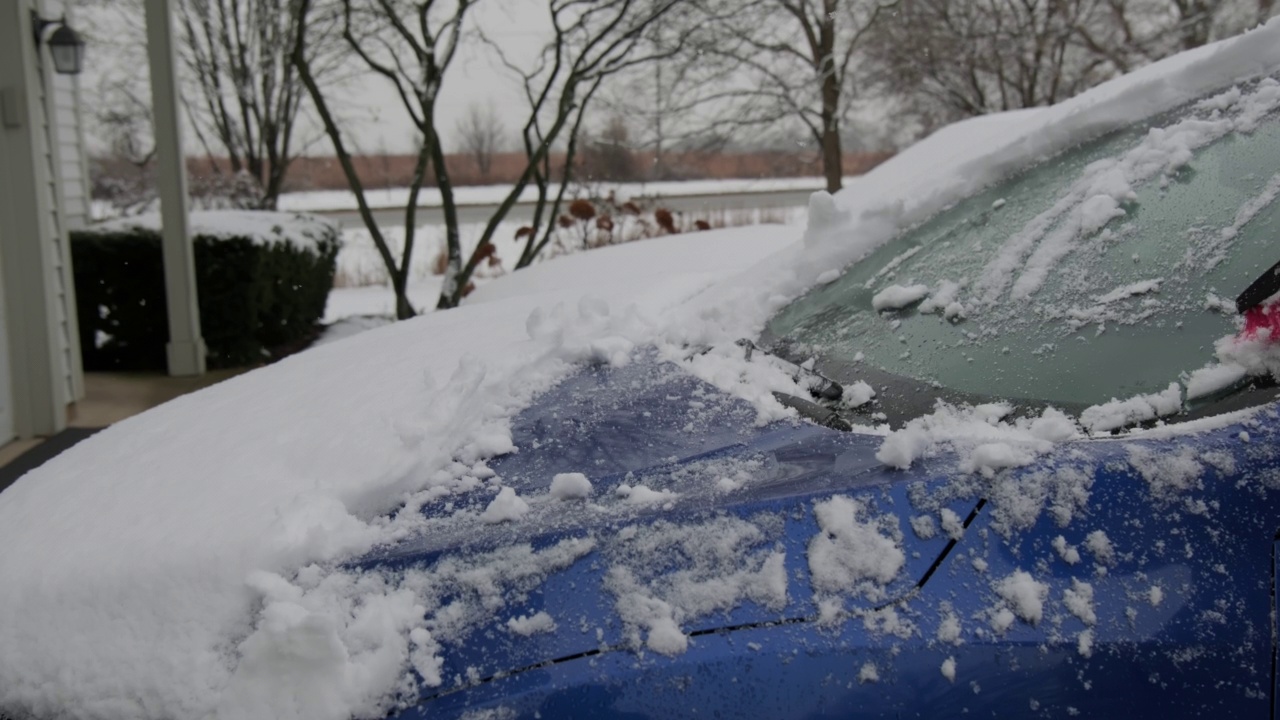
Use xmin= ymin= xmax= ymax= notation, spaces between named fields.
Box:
xmin=369 ymin=67 xmax=1280 ymax=718
xmin=8 ymin=26 xmax=1280 ymax=720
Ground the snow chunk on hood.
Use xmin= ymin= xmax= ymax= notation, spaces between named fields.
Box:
xmin=604 ymin=516 xmax=787 ymax=656
xmin=808 ymin=496 xmax=905 ymax=600
xmin=877 ymin=403 xmax=1078 ymax=474
xmin=480 ymin=487 xmax=530 ymax=524
xmin=995 ymin=570 xmax=1048 ymax=626
xmin=549 ymin=473 xmax=593 ymax=500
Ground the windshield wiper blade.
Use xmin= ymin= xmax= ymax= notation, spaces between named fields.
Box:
xmin=736 ymin=338 xmax=844 ymax=402
xmin=771 ymin=391 xmax=854 ymax=432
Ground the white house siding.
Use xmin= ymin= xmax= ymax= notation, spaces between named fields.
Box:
xmin=35 ymin=0 xmax=86 ymax=403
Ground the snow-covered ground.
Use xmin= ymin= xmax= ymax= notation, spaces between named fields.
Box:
xmin=3 ymin=17 xmax=1280 ymax=720
xmin=280 ymin=176 xmax=849 ymax=213
xmin=322 ymin=206 xmax=808 ymax=329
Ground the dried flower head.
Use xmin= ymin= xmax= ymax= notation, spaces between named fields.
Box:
xmin=569 ymin=198 xmax=597 ymax=221
xmin=654 ymin=208 xmax=676 ymax=233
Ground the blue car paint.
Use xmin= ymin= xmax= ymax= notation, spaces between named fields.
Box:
xmin=355 ymin=357 xmax=1280 ymax=719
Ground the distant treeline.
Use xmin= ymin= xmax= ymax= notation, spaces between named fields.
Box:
xmin=90 ymin=150 xmax=892 ymax=198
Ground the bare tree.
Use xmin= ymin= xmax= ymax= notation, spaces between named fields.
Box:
xmin=479 ymin=0 xmax=690 ymax=278
xmin=293 ymin=0 xmax=685 ymax=312
xmin=78 ymin=0 xmax=343 ymax=210
xmin=455 ymin=102 xmax=504 ymax=183
xmin=675 ymin=0 xmax=899 ymax=193
xmin=90 ymin=76 xmax=159 ymax=215
xmin=292 ymin=0 xmax=470 ymax=319
xmin=1072 ymin=0 xmax=1278 ymax=74
xmin=580 ymin=115 xmax=639 ymax=182
xmin=868 ymin=0 xmax=1109 ymax=122
xmin=602 ymin=53 xmax=729 ymax=179
xmin=869 ymin=0 xmax=1279 ymax=129
xmin=178 ymin=0 xmax=344 ymax=208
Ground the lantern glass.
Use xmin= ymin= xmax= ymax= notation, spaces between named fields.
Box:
xmin=47 ymin=25 xmax=85 ymax=75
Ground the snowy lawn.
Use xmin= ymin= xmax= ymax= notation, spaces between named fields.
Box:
xmin=2 ymin=18 xmax=1280 ymax=720
xmin=280 ymin=176 xmax=849 ymax=213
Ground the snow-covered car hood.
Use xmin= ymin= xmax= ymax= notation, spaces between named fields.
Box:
xmin=5 ymin=16 xmax=1280 ymax=720
xmin=354 ymin=355 xmax=1280 ymax=720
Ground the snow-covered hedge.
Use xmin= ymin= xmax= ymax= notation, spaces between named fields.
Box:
xmin=72 ymin=211 xmax=341 ymax=370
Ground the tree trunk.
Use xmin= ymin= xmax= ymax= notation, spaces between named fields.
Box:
xmin=289 ymin=3 xmax=412 ymax=319
xmin=819 ymin=0 xmax=842 ymax=194
xmin=431 ymin=120 xmax=464 ymax=309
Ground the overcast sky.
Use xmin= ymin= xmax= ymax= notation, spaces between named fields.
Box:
xmin=339 ymin=0 xmax=549 ymax=154
xmin=79 ymin=0 xmax=555 ymax=156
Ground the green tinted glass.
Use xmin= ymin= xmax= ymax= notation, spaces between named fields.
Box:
xmin=768 ymin=79 xmax=1280 ymax=408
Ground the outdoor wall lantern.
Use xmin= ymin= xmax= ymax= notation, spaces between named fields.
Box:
xmin=31 ymin=12 xmax=86 ymax=76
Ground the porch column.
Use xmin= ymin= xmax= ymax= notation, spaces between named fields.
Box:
xmin=144 ymin=0 xmax=205 ymax=376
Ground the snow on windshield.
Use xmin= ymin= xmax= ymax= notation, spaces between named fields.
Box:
xmin=3 ymin=18 xmax=1280 ymax=720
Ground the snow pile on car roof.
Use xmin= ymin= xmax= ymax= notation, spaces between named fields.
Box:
xmin=4 ymin=17 xmax=1280 ymax=720
xmin=0 ymin=227 xmax=789 ymax=720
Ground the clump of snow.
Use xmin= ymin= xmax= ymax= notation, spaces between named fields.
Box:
xmin=995 ymin=570 xmax=1048 ymax=625
xmin=863 ymin=605 xmax=915 ymax=639
xmin=1063 ymin=579 xmax=1097 ymax=625
xmin=919 ymin=280 xmax=965 ymax=319
xmin=1029 ymin=408 xmax=1080 ymax=443
xmin=816 ymin=268 xmax=841 ymax=285
xmin=1094 ymin=278 xmax=1162 ymax=304
xmin=941 ymin=657 xmax=957 ymax=682
xmin=1126 ymin=445 xmax=1204 ymax=500
xmin=963 ymin=443 xmax=1038 ymax=476
xmin=937 ymin=610 xmax=962 ymax=645
xmin=1085 ymin=530 xmax=1116 ymax=565
xmin=603 ymin=516 xmax=787 ymax=657
xmin=506 ymin=611 xmax=557 ymax=636
xmin=1077 ymin=629 xmax=1095 ymax=658
xmin=1051 ymin=535 xmax=1081 ymax=565
xmin=911 ymin=514 xmax=938 ymax=540
xmin=808 ymin=496 xmax=905 ymax=601
xmin=615 ymin=484 xmax=677 ymax=504
xmin=1079 ymin=382 xmax=1182 ymax=433
xmin=217 ymin=568 xmax=431 ymax=720
xmin=877 ymin=402 xmax=1071 ymax=475
xmin=872 ymin=283 xmax=930 ymax=311
xmin=1186 ymin=362 xmax=1248 ymax=400
xmin=990 ymin=607 xmax=1017 ymax=633
xmin=988 ymin=466 xmax=1094 ymax=537
xmin=843 ymin=380 xmax=876 ymax=407
xmin=1215 ymin=330 xmax=1280 ymax=381
xmin=940 ymin=508 xmax=966 ymax=540
xmin=606 ymin=568 xmax=688 ymax=656
xmin=549 ymin=473 xmax=593 ymax=500
xmin=805 ymin=191 xmax=852 ymax=242
xmin=480 ymin=487 xmax=530 ymax=524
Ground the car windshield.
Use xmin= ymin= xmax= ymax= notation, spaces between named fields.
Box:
xmin=767 ymin=77 xmax=1280 ymax=416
